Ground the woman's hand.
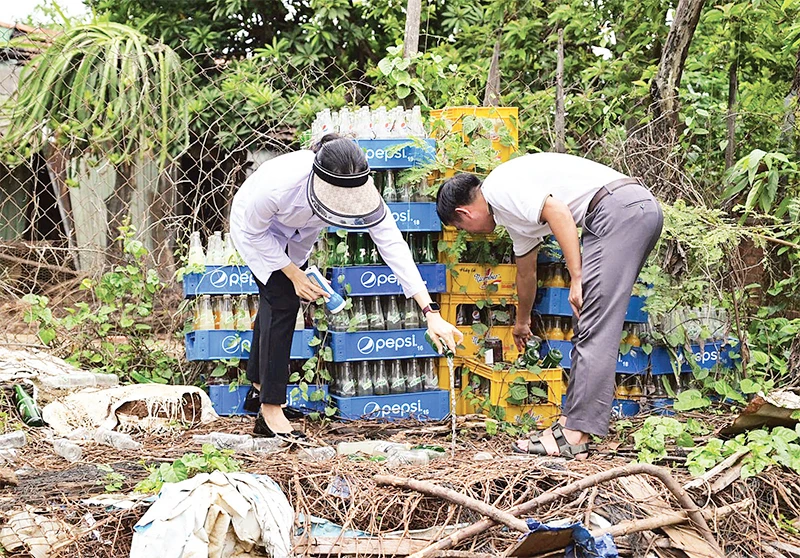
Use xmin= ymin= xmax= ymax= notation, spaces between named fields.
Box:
xmin=425 ymin=313 xmax=463 ymax=354
xmin=283 ymin=265 xmax=329 ymax=302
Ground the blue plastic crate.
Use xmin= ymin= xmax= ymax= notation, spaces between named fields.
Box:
xmin=651 ymin=346 xmax=676 ymax=375
xmin=625 ymin=296 xmax=648 ymax=323
xmin=652 ymin=398 xmax=675 ymax=416
xmin=331 ymin=264 xmax=447 ymax=297
xmin=355 ymin=138 xmax=436 ymax=170
xmin=677 ymin=340 xmax=738 ymax=373
xmin=616 ymin=347 xmax=649 ymax=374
xmin=611 ymin=399 xmax=641 ymax=418
xmin=331 ymin=389 xmax=449 ymax=421
xmin=330 ymin=202 xmax=441 ymax=233
xmin=208 ymin=384 xmax=328 ymax=416
xmin=542 ymin=340 xmax=573 ymax=368
xmin=534 ymin=288 xmax=572 ymax=317
xmin=535 ymin=289 xmax=647 ymax=323
xmin=183 ymin=266 xmax=258 ymax=297
xmin=329 ymin=328 xmax=439 ymax=362
xmin=185 ymin=329 xmax=315 ymax=361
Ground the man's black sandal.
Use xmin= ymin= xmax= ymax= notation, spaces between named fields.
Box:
xmin=512 ymin=423 xmax=589 ymax=459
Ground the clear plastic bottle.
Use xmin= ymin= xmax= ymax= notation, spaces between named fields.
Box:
xmin=406 ymin=359 xmax=423 ymax=393
xmin=422 ymin=359 xmax=439 ymax=391
xmin=252 ymin=438 xmax=285 ymax=453
xmin=53 ymin=438 xmax=82 ymax=462
xmin=188 ymin=231 xmax=206 ymax=267
xmin=386 ymin=449 xmax=430 ymax=468
xmin=299 ymin=446 xmax=337 ymax=461
xmin=0 ymin=431 xmax=26 ymax=449
xmin=389 ymin=360 xmax=406 ymax=394
xmin=385 ymin=297 xmax=403 ymax=330
xmin=195 ymin=295 xmax=215 ymax=330
xmin=192 ymin=432 xmax=254 ymax=452
xmin=373 ymin=361 xmax=390 ymax=395
xmin=368 ymin=296 xmax=386 ymax=330
xmin=295 ymin=307 xmax=305 ymax=331
xmin=403 ymin=299 xmax=420 ymax=329
xmin=356 ymin=362 xmax=374 ymax=396
xmin=94 ymin=428 xmax=142 ymax=450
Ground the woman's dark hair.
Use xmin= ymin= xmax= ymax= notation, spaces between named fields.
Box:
xmin=311 ymin=135 xmax=369 ymax=175
xmin=436 ymin=173 xmax=482 ymax=225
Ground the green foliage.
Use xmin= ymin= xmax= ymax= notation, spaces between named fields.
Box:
xmin=724 ymin=149 xmax=799 ymax=220
xmin=687 ymin=426 xmax=800 ymax=480
xmin=97 ymin=464 xmax=125 ymax=492
xmin=22 ymin=220 xmax=179 ymax=384
xmin=632 ymin=417 xmax=709 ymax=464
xmin=3 ymin=21 xmax=187 ymax=169
xmin=134 ymin=444 xmax=241 ymax=494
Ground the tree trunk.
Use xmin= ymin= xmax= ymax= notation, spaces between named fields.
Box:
xmin=43 ymin=145 xmax=78 ymax=269
xmin=403 ymin=0 xmax=422 ymax=58
xmin=554 ymin=28 xmax=566 ymax=153
xmin=725 ymin=39 xmax=738 ymax=169
xmin=483 ymin=33 xmax=502 ymax=107
xmin=779 ymin=44 xmax=800 ymax=154
xmin=650 ymin=0 xmax=706 ymax=126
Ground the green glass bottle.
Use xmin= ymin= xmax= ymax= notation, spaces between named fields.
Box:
xmin=523 ymin=338 xmax=541 ymax=366
xmin=540 ymin=348 xmax=563 ymax=369
xmin=425 ymin=331 xmax=455 ymax=359
xmin=353 ymin=233 xmax=368 ymax=266
xmin=407 ymin=233 xmax=419 ymax=264
xmin=14 ymin=384 xmax=43 ymax=427
xmin=421 ymin=234 xmax=435 ymax=263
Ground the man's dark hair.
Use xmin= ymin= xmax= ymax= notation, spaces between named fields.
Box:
xmin=436 ymin=174 xmax=482 ymax=225
xmin=313 ymin=136 xmax=369 ymax=175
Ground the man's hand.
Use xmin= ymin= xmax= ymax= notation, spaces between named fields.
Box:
xmin=569 ymin=280 xmax=583 ymax=319
xmin=513 ymin=319 xmax=533 ymax=352
xmin=425 ymin=312 xmax=464 ymax=354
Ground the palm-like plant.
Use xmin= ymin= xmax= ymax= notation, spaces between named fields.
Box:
xmin=5 ymin=21 xmax=187 ymax=168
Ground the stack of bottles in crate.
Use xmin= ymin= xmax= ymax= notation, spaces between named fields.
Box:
xmin=648 ymin=305 xmax=737 ymax=414
xmin=322 ymin=129 xmax=449 ymax=422
xmin=182 ymin=231 xmax=321 ymax=415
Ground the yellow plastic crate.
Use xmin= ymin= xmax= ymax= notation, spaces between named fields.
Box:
xmin=448 ymin=263 xmax=517 ymax=296
xmin=461 ymin=357 xmax=563 ymax=427
xmin=430 ymin=106 xmax=519 ymax=164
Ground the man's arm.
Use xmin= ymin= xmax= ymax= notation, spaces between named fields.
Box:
xmin=513 ymin=247 xmax=538 ymax=351
xmin=540 ymin=196 xmax=583 ymax=317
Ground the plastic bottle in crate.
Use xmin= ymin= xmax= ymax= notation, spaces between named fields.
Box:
xmin=234 ymin=295 xmax=251 ymax=330
xmin=218 ymin=295 xmax=235 ymax=329
xmin=206 ymin=231 xmax=225 ymax=265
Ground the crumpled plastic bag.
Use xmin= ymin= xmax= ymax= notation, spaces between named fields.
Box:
xmin=130 ymin=471 xmax=294 ymax=558
xmin=523 ymin=518 xmax=619 ymax=558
